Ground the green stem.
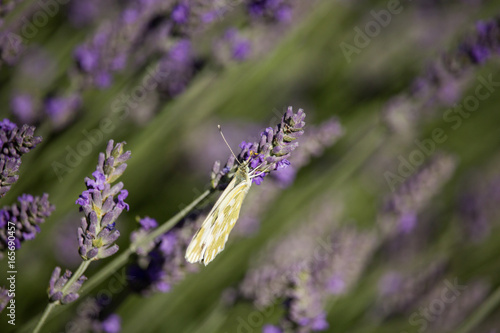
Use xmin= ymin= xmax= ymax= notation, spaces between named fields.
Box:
xmin=130 ymin=189 xmax=211 ymax=251
xmin=62 ymin=260 xmax=91 ymax=294
xmin=32 ymin=303 xmax=57 ymax=333
xmin=454 ymin=284 xmax=500 ymax=333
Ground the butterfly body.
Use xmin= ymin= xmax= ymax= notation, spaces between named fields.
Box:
xmin=185 ymin=164 xmax=252 ymax=265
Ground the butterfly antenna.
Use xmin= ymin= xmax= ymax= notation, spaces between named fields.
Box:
xmin=218 ymin=125 xmax=241 ymax=165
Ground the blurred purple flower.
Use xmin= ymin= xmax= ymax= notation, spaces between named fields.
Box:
xmin=171 ymin=2 xmax=189 ymax=24
xmin=236 ymin=199 xmax=375 ymax=331
xmin=10 ymin=94 xmax=35 ymax=124
xmin=383 ymin=18 xmax=500 ymax=132
xmin=44 ymin=94 xmax=81 ymax=128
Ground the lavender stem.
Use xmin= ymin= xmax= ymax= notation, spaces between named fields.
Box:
xmin=32 ymin=303 xmax=56 ymax=333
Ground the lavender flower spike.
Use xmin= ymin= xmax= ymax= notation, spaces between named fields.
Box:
xmin=48 ymin=267 xmax=87 ymax=304
xmin=0 ymin=119 xmax=42 ymax=197
xmin=212 ymin=106 xmax=305 ymax=188
xmin=76 ymin=140 xmax=131 ymax=261
xmin=0 ymin=194 xmax=55 ymax=259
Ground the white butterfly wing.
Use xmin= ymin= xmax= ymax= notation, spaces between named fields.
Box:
xmin=185 ymin=178 xmax=250 ymax=265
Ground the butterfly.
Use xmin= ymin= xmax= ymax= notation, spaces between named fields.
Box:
xmin=185 ymin=126 xmax=268 ymax=265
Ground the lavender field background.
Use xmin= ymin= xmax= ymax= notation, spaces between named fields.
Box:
xmin=1 ymin=1 xmax=500 ymax=332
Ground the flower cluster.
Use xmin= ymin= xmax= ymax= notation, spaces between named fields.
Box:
xmin=48 ymin=267 xmax=87 ymax=305
xmin=0 ymin=119 xmax=42 ymax=197
xmin=233 ymin=116 xmax=343 ymax=236
xmin=211 ymin=106 xmax=305 ymax=188
xmin=235 ymin=199 xmax=376 ymax=332
xmin=126 ymin=215 xmax=201 ymax=295
xmin=0 ymin=194 xmax=55 ymax=259
xmin=383 ymin=18 xmax=500 ymax=133
xmin=76 ymin=140 xmax=131 ymax=261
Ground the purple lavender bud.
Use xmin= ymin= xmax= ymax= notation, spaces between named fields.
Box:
xmin=0 ymin=193 xmax=55 ymax=258
xmin=212 ymin=107 xmax=306 ymax=188
xmin=77 ymin=140 xmax=131 ymax=261
xmin=48 ymin=267 xmax=87 ymax=305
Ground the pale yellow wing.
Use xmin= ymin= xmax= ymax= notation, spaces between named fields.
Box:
xmin=185 ymin=179 xmax=250 ymax=265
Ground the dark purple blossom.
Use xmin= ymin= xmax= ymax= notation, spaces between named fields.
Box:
xmin=127 ymin=214 xmax=202 ymax=295
xmin=76 ymin=140 xmax=131 ymax=261
xmin=0 ymin=193 xmax=55 ymax=259
xmin=48 ymin=267 xmax=87 ymax=304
